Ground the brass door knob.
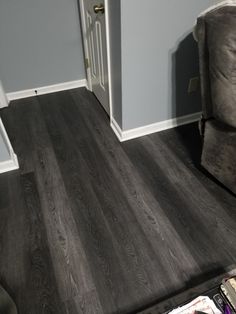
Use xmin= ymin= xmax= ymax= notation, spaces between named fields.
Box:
xmin=94 ymin=4 xmax=105 ymax=14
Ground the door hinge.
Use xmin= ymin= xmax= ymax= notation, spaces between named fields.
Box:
xmin=85 ymin=58 xmax=90 ymax=69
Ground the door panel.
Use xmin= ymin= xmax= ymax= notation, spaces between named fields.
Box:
xmin=86 ymin=12 xmax=97 ymax=78
xmin=82 ymin=0 xmax=110 ymax=115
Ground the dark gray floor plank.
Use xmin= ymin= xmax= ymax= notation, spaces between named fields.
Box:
xmin=0 ymin=172 xmax=64 ymax=314
xmin=38 ymin=92 xmax=138 ymax=313
xmin=22 ymin=99 xmax=99 ymax=304
xmin=69 ymin=89 xmax=200 ymax=282
xmin=0 ymin=172 xmax=31 ymax=313
xmin=121 ymin=135 xmax=236 ymax=269
xmin=20 ymin=172 xmax=64 ymax=314
xmin=0 ymin=87 xmax=236 ymax=313
xmin=63 ymin=290 xmax=104 ymax=314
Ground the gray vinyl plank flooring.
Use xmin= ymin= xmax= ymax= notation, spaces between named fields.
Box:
xmin=0 ymin=87 xmax=236 ymax=314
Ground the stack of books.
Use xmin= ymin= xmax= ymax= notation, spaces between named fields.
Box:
xmin=168 ymin=296 xmax=221 ymax=314
xmin=220 ymin=276 xmax=236 ymax=312
xmin=168 ymin=276 xmax=236 ymax=314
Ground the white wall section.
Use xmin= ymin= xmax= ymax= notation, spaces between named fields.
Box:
xmin=0 ymin=0 xmax=86 ymax=93
xmin=120 ymin=0 xmax=222 ymax=131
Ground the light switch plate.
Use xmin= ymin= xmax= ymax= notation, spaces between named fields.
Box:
xmin=188 ymin=77 xmax=199 ymax=93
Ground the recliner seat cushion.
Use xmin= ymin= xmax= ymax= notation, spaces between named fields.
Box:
xmin=206 ymin=6 xmax=236 ymax=128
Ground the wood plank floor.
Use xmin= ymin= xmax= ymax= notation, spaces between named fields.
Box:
xmin=0 ymin=87 xmax=236 ymax=314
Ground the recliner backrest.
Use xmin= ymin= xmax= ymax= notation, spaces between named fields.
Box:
xmin=197 ymin=6 xmax=236 ymax=128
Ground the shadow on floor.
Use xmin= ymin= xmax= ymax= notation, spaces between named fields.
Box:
xmin=169 ymin=32 xmax=203 ymax=166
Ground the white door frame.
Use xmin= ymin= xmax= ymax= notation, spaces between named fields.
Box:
xmin=79 ymin=0 xmax=114 ymax=121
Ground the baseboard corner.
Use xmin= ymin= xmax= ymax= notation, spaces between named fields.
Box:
xmin=0 ymin=152 xmax=19 ymax=174
xmin=110 ymin=118 xmax=124 ymax=142
xmin=110 ymin=112 xmax=201 ymax=142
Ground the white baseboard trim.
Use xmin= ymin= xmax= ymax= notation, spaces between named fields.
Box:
xmin=0 ymin=118 xmax=19 ymax=174
xmin=0 ymin=153 xmax=19 ymax=174
xmin=7 ymin=79 xmax=88 ymax=102
xmin=111 ymin=112 xmax=201 ymax=142
xmin=110 ymin=118 xmax=123 ymax=142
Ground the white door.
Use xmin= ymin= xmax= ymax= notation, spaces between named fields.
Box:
xmin=81 ymin=0 xmax=110 ymax=115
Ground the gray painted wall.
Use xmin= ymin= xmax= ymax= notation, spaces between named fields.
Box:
xmin=0 ymin=125 xmax=10 ymax=162
xmin=0 ymin=0 xmax=85 ymax=93
xmin=0 ymin=0 xmax=223 ymax=132
xmin=120 ymin=0 xmax=221 ymax=130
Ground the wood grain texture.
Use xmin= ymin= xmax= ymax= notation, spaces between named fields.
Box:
xmin=0 ymin=87 xmax=236 ymax=313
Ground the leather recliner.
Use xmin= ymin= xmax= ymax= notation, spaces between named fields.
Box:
xmin=196 ymin=5 xmax=236 ymax=194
